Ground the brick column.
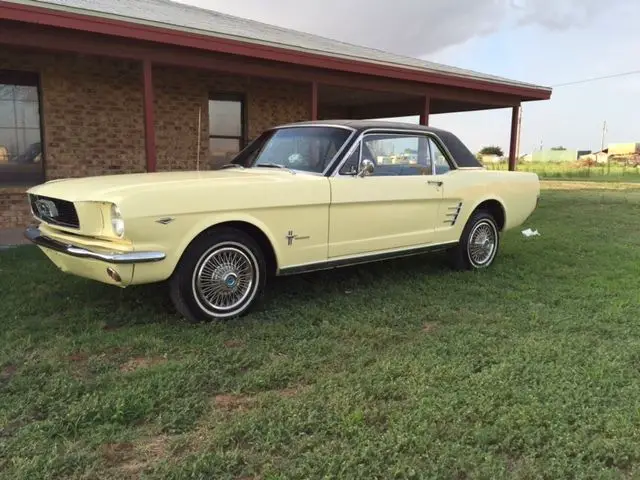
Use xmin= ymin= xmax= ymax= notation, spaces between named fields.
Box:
xmin=142 ymin=59 xmax=157 ymax=172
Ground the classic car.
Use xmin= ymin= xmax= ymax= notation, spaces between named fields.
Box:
xmin=24 ymin=120 xmax=540 ymax=322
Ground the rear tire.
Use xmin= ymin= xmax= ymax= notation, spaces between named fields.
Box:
xmin=169 ymin=227 xmax=266 ymax=323
xmin=449 ymin=210 xmax=500 ymax=271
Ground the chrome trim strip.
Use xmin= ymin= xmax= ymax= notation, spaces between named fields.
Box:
xmin=24 ymin=226 xmax=165 ymax=264
xmin=330 ymin=128 xmax=459 ymax=177
xmin=274 ymin=123 xmax=357 ymax=132
xmin=277 ymin=241 xmax=458 ymax=276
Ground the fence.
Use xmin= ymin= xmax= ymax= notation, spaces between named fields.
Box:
xmin=483 ymin=160 xmax=640 ymax=181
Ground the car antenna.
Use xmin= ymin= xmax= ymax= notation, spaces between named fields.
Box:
xmin=196 ymin=105 xmax=202 ymax=171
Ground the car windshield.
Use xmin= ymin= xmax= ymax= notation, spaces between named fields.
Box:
xmin=233 ymin=126 xmax=353 ymax=174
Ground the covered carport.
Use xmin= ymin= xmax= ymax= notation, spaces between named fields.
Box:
xmin=0 ymin=0 xmax=551 ymax=230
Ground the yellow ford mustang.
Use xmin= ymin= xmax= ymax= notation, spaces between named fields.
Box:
xmin=25 ymin=120 xmax=540 ymax=322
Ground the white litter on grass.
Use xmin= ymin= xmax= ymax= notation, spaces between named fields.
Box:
xmin=521 ymin=228 xmax=541 ymax=237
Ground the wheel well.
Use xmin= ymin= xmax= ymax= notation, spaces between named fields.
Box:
xmin=475 ymin=200 xmax=506 ymax=231
xmin=189 ymin=221 xmax=278 ymax=275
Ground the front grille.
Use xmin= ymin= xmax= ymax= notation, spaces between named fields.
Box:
xmin=29 ymin=194 xmax=80 ymax=229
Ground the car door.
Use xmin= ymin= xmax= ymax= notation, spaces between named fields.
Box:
xmin=327 ymin=130 xmax=444 ymax=259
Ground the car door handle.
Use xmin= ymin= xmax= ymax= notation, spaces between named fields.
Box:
xmin=427 ymin=180 xmax=443 ymax=187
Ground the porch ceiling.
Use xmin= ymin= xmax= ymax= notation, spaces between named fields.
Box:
xmin=318 ymin=84 xmax=515 ymax=119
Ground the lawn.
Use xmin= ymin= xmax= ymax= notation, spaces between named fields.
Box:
xmin=486 ymin=161 xmax=640 ymax=183
xmin=2 ymin=183 xmax=640 ymax=479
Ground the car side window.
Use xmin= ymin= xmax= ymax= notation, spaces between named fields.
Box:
xmin=362 ymin=133 xmax=432 ymax=177
xmin=429 ymin=138 xmax=452 ymax=175
xmin=339 ymin=142 xmax=361 ymax=175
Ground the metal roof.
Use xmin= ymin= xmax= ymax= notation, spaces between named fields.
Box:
xmin=7 ymin=0 xmax=551 ymax=93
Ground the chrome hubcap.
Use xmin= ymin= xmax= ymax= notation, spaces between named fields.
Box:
xmin=194 ymin=246 xmax=255 ymax=312
xmin=468 ymin=221 xmax=497 ymax=267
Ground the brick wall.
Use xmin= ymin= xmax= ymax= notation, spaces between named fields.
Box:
xmin=0 ymin=188 xmax=31 ymax=231
xmin=0 ymin=49 xmax=312 ymax=230
xmin=153 ymin=67 xmax=310 ymax=171
xmin=0 ymin=47 xmax=146 ymax=229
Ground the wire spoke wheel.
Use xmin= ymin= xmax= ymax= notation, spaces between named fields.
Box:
xmin=467 ymin=220 xmax=497 ymax=267
xmin=192 ymin=243 xmax=257 ymax=315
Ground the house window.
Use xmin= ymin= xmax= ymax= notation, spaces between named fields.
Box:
xmin=208 ymin=94 xmax=245 ymax=167
xmin=0 ymin=70 xmax=44 ymax=186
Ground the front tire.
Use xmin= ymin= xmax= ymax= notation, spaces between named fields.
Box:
xmin=449 ymin=210 xmax=500 ymax=271
xmin=169 ymin=228 xmax=266 ymax=323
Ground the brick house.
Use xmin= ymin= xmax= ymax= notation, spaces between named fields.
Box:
xmin=0 ymin=0 xmax=551 ymax=230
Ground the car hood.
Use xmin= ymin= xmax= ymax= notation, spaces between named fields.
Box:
xmin=26 ymin=168 xmax=310 ymax=202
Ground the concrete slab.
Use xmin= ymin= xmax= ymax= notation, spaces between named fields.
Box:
xmin=0 ymin=227 xmax=29 ymax=247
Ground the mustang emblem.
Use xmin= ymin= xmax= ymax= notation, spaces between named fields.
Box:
xmin=34 ymin=199 xmax=58 ymax=218
xmin=286 ymin=230 xmax=310 ymax=246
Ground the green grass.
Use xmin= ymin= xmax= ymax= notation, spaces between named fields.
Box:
xmin=485 ymin=161 xmax=640 ymax=182
xmin=2 ymin=185 xmax=640 ymax=479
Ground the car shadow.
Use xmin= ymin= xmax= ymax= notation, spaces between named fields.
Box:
xmin=11 ymin=247 xmax=454 ymax=330
xmin=108 ymin=250 xmax=453 ymax=328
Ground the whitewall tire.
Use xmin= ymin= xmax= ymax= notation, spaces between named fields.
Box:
xmin=449 ymin=211 xmax=500 ymax=271
xmin=170 ymin=228 xmax=266 ymax=322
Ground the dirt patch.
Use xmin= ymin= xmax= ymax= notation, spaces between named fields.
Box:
xmin=135 ymin=435 xmax=169 ymax=460
xmin=102 ymin=442 xmax=135 ymax=464
xmin=0 ymin=365 xmax=17 ymax=380
xmin=102 ymin=435 xmax=170 ymax=478
xmin=214 ymin=394 xmax=256 ymax=412
xmin=67 ymin=353 xmax=89 ymax=362
xmin=422 ymin=322 xmax=439 ymax=334
xmin=224 ymin=339 xmax=245 ymax=349
xmin=277 ymin=385 xmax=309 ymax=398
xmin=119 ymin=356 xmax=167 ymax=373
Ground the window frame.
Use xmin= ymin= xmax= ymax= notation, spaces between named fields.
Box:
xmin=231 ymin=125 xmax=355 ymax=175
xmin=207 ymin=92 xmax=247 ymax=164
xmin=333 ymin=128 xmax=457 ymax=177
xmin=0 ymin=69 xmax=46 ymax=187
xmin=427 ymin=137 xmax=453 ymax=175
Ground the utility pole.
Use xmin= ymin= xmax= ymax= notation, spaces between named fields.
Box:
xmin=602 ymin=120 xmax=609 ymax=175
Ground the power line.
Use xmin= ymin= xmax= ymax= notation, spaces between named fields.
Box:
xmin=552 ymin=69 xmax=640 ymax=87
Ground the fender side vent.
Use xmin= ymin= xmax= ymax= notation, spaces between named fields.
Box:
xmin=444 ymin=202 xmax=463 ymax=226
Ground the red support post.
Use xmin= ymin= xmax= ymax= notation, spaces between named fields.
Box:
xmin=508 ymin=104 xmax=521 ymax=171
xmin=419 ymin=96 xmax=430 ymax=126
xmin=310 ymin=81 xmax=318 ymax=121
xmin=142 ymin=58 xmax=157 ymax=172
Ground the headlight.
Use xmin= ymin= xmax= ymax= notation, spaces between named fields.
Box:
xmin=110 ymin=204 xmax=125 ymax=238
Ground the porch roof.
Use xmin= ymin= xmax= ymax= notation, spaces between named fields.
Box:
xmin=0 ymin=0 xmax=551 ymax=101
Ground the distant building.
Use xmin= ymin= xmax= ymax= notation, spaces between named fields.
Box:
xmin=578 ymin=149 xmax=609 ymax=164
xmin=529 ymin=149 xmax=578 ymax=163
xmin=608 ymin=143 xmax=640 ymax=156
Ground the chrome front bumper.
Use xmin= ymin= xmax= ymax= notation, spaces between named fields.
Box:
xmin=24 ymin=226 xmax=165 ymax=264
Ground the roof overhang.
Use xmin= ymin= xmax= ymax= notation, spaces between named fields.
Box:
xmin=0 ymin=0 xmax=552 ymax=102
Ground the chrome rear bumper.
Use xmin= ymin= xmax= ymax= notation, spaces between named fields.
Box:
xmin=24 ymin=226 xmax=165 ymax=264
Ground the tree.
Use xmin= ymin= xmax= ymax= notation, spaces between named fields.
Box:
xmin=551 ymin=146 xmax=567 ymax=151
xmin=478 ymin=145 xmax=504 ymax=157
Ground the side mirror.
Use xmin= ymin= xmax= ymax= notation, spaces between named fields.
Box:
xmin=358 ymin=158 xmax=375 ymax=177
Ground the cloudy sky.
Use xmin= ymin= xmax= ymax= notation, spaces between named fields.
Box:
xmin=178 ymin=0 xmax=638 ymax=154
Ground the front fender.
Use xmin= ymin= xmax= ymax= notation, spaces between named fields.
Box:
xmin=173 ymin=213 xmax=283 ymax=272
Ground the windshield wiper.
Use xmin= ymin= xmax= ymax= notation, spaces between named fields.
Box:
xmin=220 ymin=163 xmax=244 ymax=169
xmin=255 ymin=163 xmax=296 ymax=174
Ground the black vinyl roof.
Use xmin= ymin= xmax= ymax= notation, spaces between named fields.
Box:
xmin=277 ymin=120 xmax=484 ymax=168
